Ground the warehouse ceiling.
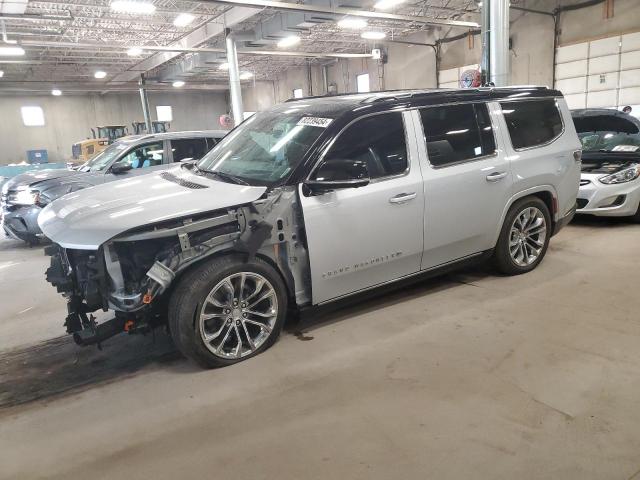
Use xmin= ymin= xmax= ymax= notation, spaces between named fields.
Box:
xmin=0 ymin=0 xmax=478 ymax=91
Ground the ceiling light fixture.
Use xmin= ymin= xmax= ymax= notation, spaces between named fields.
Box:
xmin=110 ymin=1 xmax=156 ymax=14
xmin=277 ymin=35 xmax=301 ymax=48
xmin=337 ymin=17 xmax=367 ymax=29
xmin=373 ymin=0 xmax=405 ymax=10
xmin=94 ymin=70 xmax=107 ymax=79
xmin=0 ymin=70 xmax=4 ymax=78
xmin=51 ymin=89 xmax=62 ymax=96
xmin=361 ymin=31 xmax=386 ymax=40
xmin=0 ymin=46 xmax=25 ymax=56
xmin=173 ymin=13 xmax=195 ymax=27
xmin=218 ymin=62 xmax=229 ymax=70
xmin=172 ymin=80 xmax=185 ymax=87
xmin=127 ymin=46 xmax=143 ymax=56
xmin=239 ymin=71 xmax=253 ymax=80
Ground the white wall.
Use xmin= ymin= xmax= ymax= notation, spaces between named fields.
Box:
xmin=0 ymin=91 xmax=229 ymax=164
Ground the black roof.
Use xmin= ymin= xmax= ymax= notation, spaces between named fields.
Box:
xmin=276 ymin=86 xmax=561 ymax=117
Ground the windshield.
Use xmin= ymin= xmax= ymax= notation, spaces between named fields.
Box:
xmin=78 ymin=142 xmax=129 ymax=172
xmin=196 ymin=111 xmax=330 ymax=185
xmin=578 ymin=131 xmax=640 ymax=153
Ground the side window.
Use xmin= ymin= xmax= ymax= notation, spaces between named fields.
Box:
xmin=419 ymin=103 xmax=495 ymax=168
xmin=500 ymin=99 xmax=563 ymax=150
xmin=171 ymin=138 xmax=209 ymax=162
xmin=205 ymin=137 xmax=219 ymax=151
xmin=314 ymin=112 xmax=408 ymax=180
xmin=115 ymin=142 xmax=164 ymax=169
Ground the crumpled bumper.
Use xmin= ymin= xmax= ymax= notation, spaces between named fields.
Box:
xmin=2 ymin=205 xmax=44 ymax=242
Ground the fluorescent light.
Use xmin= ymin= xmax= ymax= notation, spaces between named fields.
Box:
xmin=172 ymin=80 xmax=185 ymax=87
xmin=277 ymin=35 xmax=301 ymax=48
xmin=110 ymin=1 xmax=156 ymax=14
xmin=127 ymin=46 xmax=143 ymax=56
xmin=361 ymin=31 xmax=386 ymax=40
xmin=373 ymin=0 xmax=405 ymax=9
xmin=0 ymin=70 xmax=4 ymax=78
xmin=51 ymin=89 xmax=62 ymax=96
xmin=218 ymin=62 xmax=229 ymax=70
xmin=337 ymin=18 xmax=367 ymax=29
xmin=94 ymin=70 xmax=107 ymax=79
xmin=0 ymin=46 xmax=25 ymax=56
xmin=239 ymin=71 xmax=253 ymax=80
xmin=173 ymin=13 xmax=195 ymax=27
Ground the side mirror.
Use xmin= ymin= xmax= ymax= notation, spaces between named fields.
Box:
xmin=111 ymin=162 xmax=133 ymax=174
xmin=304 ymin=158 xmax=370 ymax=193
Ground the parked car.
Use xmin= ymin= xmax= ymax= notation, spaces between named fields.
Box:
xmin=572 ymin=108 xmax=640 ymax=221
xmin=40 ymin=87 xmax=580 ymax=368
xmin=1 ymin=130 xmax=226 ymax=244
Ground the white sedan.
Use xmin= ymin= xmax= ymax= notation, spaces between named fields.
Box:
xmin=573 ymin=108 xmax=640 ymax=221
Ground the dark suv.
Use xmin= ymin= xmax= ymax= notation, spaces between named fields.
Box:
xmin=2 ymin=130 xmax=226 ymax=244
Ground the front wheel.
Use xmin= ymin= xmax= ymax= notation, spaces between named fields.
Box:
xmin=168 ymin=255 xmax=288 ymax=368
xmin=493 ymin=197 xmax=551 ymax=275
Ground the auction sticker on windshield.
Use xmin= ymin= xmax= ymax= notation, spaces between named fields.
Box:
xmin=297 ymin=117 xmax=333 ymax=128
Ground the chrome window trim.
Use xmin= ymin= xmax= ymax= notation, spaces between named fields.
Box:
xmin=415 ymin=101 xmax=500 ymax=170
xmin=306 ymin=108 xmax=412 ymax=184
xmin=499 ymin=97 xmax=566 ymax=152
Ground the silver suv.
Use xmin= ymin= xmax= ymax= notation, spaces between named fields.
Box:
xmin=40 ymin=87 xmax=581 ymax=368
xmin=1 ymin=130 xmax=226 ymax=244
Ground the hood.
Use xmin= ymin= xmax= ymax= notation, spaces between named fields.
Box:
xmin=38 ymin=165 xmax=267 ymax=249
xmin=4 ymin=168 xmax=79 ymax=191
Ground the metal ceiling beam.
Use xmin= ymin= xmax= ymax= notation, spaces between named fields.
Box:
xmin=20 ymin=40 xmax=374 ymax=59
xmin=108 ymin=6 xmax=260 ymax=83
xmin=198 ymin=0 xmax=480 ymax=28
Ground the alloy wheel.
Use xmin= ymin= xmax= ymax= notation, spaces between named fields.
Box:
xmin=509 ymin=206 xmax=547 ymax=267
xmin=199 ymin=272 xmax=278 ymax=359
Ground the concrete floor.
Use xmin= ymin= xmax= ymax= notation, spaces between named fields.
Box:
xmin=1 ymin=217 xmax=640 ymax=479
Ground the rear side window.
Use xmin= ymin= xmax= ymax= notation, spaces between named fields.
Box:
xmin=500 ymin=99 xmax=563 ymax=150
xmin=419 ymin=103 xmax=496 ymax=167
xmin=171 ymin=138 xmax=209 ymax=162
xmin=320 ymin=112 xmax=408 ymax=179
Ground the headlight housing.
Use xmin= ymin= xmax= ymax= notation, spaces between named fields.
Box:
xmin=11 ymin=186 xmax=40 ymax=206
xmin=599 ymin=164 xmax=640 ymax=185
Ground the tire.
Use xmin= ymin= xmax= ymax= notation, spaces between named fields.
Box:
xmin=492 ymin=196 xmax=552 ymax=275
xmin=630 ymin=202 xmax=640 ymax=223
xmin=168 ymin=254 xmax=288 ymax=368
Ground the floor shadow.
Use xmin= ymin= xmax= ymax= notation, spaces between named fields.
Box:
xmin=288 ymin=265 xmax=491 ymax=335
xmin=570 ymin=214 xmax=638 ymax=229
xmin=0 ymin=331 xmax=183 ymax=410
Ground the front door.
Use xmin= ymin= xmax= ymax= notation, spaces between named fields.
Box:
xmin=414 ymin=102 xmax=513 ymax=269
xmin=299 ymin=111 xmax=425 ymax=305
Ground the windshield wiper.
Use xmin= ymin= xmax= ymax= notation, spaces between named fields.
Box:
xmin=207 ymin=170 xmax=250 ymax=185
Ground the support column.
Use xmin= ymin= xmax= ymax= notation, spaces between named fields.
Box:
xmin=138 ymin=74 xmax=152 ymax=133
xmin=480 ymin=0 xmax=491 ymax=85
xmin=225 ymin=31 xmax=244 ymax=126
xmin=488 ymin=0 xmax=510 ymax=86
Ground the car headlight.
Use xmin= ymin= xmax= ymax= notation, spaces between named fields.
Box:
xmin=12 ymin=187 xmax=40 ymax=206
xmin=599 ymin=164 xmax=640 ymax=185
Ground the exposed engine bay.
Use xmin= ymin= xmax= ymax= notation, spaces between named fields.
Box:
xmin=44 ymin=187 xmax=311 ymax=347
xmin=580 ymin=156 xmax=640 ymax=174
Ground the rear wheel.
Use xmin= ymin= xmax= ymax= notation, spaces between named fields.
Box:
xmin=493 ymin=197 xmax=551 ymax=275
xmin=168 ymin=255 xmax=287 ymax=368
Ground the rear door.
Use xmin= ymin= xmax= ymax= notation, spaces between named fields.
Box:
xmin=414 ymin=102 xmax=513 ymax=269
xmin=299 ymin=111 xmax=425 ymax=304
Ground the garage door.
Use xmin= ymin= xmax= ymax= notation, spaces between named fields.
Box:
xmin=555 ymin=31 xmax=640 ymax=113
xmin=438 ymin=64 xmax=479 ymax=88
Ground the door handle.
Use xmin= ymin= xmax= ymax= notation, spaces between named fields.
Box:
xmin=486 ymin=171 xmax=508 ymax=182
xmin=389 ymin=192 xmax=417 ymax=204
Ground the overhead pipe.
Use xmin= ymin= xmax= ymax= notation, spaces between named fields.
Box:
xmin=225 ymin=31 xmax=244 ymax=126
xmin=199 ymin=0 xmax=479 ymax=28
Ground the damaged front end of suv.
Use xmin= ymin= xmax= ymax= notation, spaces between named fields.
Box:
xmin=43 ymin=181 xmax=310 ymax=350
